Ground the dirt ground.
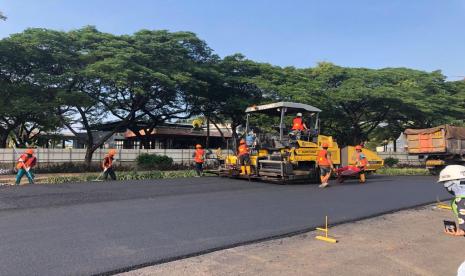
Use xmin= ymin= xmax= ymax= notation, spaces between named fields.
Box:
xmin=122 ymin=205 xmax=465 ymax=276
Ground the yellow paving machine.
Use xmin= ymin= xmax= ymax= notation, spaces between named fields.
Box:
xmin=218 ymin=102 xmax=383 ymax=183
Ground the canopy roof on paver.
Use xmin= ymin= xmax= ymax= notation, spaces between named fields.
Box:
xmin=245 ymin=102 xmax=322 ymax=115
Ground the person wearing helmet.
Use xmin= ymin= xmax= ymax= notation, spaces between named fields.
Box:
xmin=102 ymin=149 xmax=117 ymax=180
xmin=292 ymin=113 xmax=308 ymax=131
xmin=238 ymin=139 xmax=251 ymax=175
xmin=192 ymin=144 xmax=205 ymax=177
xmin=317 ymin=142 xmax=334 ymax=188
xmin=438 ymin=165 xmax=465 ymax=236
xmin=15 ymin=148 xmax=37 ymax=185
xmin=354 ymin=145 xmax=368 ymax=183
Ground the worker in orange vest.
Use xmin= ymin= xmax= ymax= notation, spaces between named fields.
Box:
xmin=102 ymin=149 xmax=117 ymax=180
xmin=15 ymin=148 xmax=37 ymax=185
xmin=238 ymin=139 xmax=251 ymax=175
xmin=317 ymin=143 xmax=334 ymax=188
xmin=354 ymin=145 xmax=368 ymax=183
xmin=292 ymin=113 xmax=308 ymax=131
xmin=193 ymin=144 xmax=205 ymax=177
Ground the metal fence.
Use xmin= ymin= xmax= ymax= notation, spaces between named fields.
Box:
xmin=0 ymin=148 xmax=226 ymax=166
xmin=377 ymin=152 xmax=423 ymax=166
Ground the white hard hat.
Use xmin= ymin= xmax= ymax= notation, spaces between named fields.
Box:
xmin=297 ymin=112 xmax=302 ymax=117
xmin=438 ymin=165 xmax=465 ymax=182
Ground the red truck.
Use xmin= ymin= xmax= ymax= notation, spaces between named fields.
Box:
xmin=404 ymin=125 xmax=465 ymax=174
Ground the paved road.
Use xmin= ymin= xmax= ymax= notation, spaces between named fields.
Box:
xmin=0 ymin=175 xmax=449 ymax=276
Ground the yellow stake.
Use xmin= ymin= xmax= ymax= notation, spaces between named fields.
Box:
xmin=437 ymin=203 xmax=452 ymax=210
xmin=436 ymin=197 xmax=452 ymax=210
xmin=315 ymin=216 xmax=337 ymax=243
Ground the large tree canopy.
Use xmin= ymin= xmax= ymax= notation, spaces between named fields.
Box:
xmin=0 ymin=26 xmax=463 ymax=156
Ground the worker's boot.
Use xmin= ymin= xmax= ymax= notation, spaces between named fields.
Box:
xmin=240 ymin=166 xmax=246 ymax=175
xmin=359 ymin=173 xmax=366 ymax=183
xmin=245 ymin=166 xmax=251 ymax=175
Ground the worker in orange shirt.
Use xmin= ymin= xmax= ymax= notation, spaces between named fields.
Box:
xmin=102 ymin=149 xmax=117 ymax=180
xmin=292 ymin=113 xmax=308 ymax=131
xmin=238 ymin=139 xmax=251 ymax=175
xmin=193 ymin=144 xmax=205 ymax=177
xmin=317 ymin=143 xmax=334 ymax=188
xmin=354 ymin=145 xmax=368 ymax=183
xmin=15 ymin=148 xmax=37 ymax=185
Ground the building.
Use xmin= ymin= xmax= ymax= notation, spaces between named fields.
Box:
xmin=37 ymin=121 xmax=233 ymax=149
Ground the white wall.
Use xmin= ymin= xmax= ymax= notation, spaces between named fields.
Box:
xmin=0 ymin=148 xmax=226 ymax=166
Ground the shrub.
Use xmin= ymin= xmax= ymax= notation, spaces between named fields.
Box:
xmin=35 ymin=162 xmax=134 ymax=174
xmin=136 ymin=154 xmax=174 ymax=170
xmin=376 ymin=167 xmax=430 ymax=176
xmin=384 ymin=157 xmax=399 ymax=168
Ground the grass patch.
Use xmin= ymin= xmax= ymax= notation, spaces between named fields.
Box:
xmin=42 ymin=170 xmax=199 ymax=184
xmin=376 ymin=167 xmax=430 ymax=176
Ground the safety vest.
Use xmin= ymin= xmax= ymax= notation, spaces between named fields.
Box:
xmin=103 ymin=155 xmax=114 ymax=168
xmin=317 ymin=149 xmax=331 ymax=166
xmin=194 ymin=149 xmax=205 ymax=163
xmin=238 ymin=144 xmax=249 ymax=156
xmin=16 ymin=154 xmax=37 ymax=170
xmin=355 ymin=152 xmax=368 ymax=168
xmin=292 ymin=117 xmax=304 ymax=131
xmin=452 ymin=196 xmax=465 ymax=216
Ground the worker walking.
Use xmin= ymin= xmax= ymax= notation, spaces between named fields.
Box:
xmin=15 ymin=148 xmax=37 ymax=185
xmin=193 ymin=144 xmax=205 ymax=177
xmin=354 ymin=145 xmax=368 ymax=183
xmin=238 ymin=139 xmax=251 ymax=175
xmin=438 ymin=165 xmax=465 ymax=237
xmin=102 ymin=149 xmax=117 ymax=180
xmin=317 ymin=143 xmax=333 ymax=188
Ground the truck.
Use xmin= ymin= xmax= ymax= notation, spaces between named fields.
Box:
xmin=404 ymin=125 xmax=465 ymax=174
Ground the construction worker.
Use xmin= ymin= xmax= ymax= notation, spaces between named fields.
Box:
xmin=15 ymin=148 xmax=37 ymax=185
xmin=317 ymin=143 xmax=333 ymax=188
xmin=193 ymin=144 xmax=205 ymax=177
xmin=102 ymin=149 xmax=117 ymax=180
xmin=438 ymin=165 xmax=465 ymax=236
xmin=354 ymin=145 xmax=368 ymax=183
xmin=292 ymin=113 xmax=308 ymax=131
xmin=238 ymin=139 xmax=251 ymax=175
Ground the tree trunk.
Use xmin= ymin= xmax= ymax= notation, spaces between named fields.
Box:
xmin=0 ymin=132 xmax=8 ymax=148
xmin=206 ymin=116 xmax=210 ymax=149
xmin=84 ymin=142 xmax=94 ymax=169
xmin=393 ymin=138 xmax=397 ymax=152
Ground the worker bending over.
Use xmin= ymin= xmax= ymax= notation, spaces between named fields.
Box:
xmin=238 ymin=139 xmax=251 ymax=175
xmin=354 ymin=145 xmax=368 ymax=183
xmin=15 ymin=148 xmax=37 ymax=185
xmin=193 ymin=144 xmax=205 ymax=177
xmin=102 ymin=149 xmax=117 ymax=180
xmin=317 ymin=143 xmax=333 ymax=188
xmin=438 ymin=165 xmax=465 ymax=236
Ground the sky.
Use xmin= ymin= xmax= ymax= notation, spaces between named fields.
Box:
xmin=1 ymin=0 xmax=464 ymax=79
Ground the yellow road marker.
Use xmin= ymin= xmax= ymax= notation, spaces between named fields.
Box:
xmin=436 ymin=197 xmax=452 ymax=210
xmin=315 ymin=216 xmax=338 ymax=243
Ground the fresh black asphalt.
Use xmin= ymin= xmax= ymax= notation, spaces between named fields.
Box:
xmin=0 ymin=175 xmax=449 ymax=276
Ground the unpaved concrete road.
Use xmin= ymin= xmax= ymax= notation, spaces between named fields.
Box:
xmin=0 ymin=176 xmax=450 ymax=275
xmin=123 ymin=205 xmax=465 ymax=276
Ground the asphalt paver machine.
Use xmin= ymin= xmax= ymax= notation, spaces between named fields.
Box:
xmin=219 ymin=102 xmax=341 ymax=183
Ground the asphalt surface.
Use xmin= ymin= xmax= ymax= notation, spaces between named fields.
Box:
xmin=0 ymin=175 xmax=450 ymax=276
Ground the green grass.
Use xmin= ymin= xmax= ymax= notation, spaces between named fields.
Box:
xmin=375 ymin=167 xmax=430 ymax=176
xmin=42 ymin=170 xmax=199 ymax=184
